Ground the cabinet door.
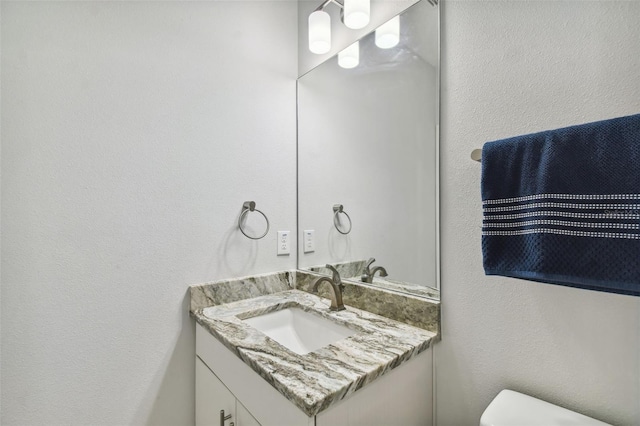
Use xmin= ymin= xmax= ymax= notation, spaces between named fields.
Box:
xmin=196 ymin=356 xmax=236 ymax=426
xmin=237 ymin=401 xmax=261 ymax=426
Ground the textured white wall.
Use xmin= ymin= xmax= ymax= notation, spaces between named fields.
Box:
xmin=437 ymin=1 xmax=640 ymax=425
xmin=0 ymin=3 xmax=3 ymax=417
xmin=0 ymin=1 xmax=297 ymax=424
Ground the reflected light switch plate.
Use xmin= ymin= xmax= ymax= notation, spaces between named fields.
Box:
xmin=304 ymin=230 xmax=315 ymax=253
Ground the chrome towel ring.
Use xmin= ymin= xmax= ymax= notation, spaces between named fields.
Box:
xmin=333 ymin=204 xmax=352 ymax=235
xmin=239 ymin=201 xmax=270 ymax=240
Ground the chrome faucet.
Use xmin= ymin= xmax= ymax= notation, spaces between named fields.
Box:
xmin=361 ymin=258 xmax=388 ymax=283
xmin=311 ymin=264 xmax=345 ymax=311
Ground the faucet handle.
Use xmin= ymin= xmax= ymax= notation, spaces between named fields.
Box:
xmin=364 ymin=258 xmax=376 ymax=274
xmin=324 ymin=264 xmax=342 ymax=287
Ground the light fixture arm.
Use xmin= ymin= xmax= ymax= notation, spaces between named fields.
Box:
xmin=315 ymin=0 xmax=344 ymax=12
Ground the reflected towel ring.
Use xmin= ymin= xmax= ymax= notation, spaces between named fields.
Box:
xmin=239 ymin=201 xmax=270 ymax=240
xmin=333 ymin=204 xmax=352 ymax=235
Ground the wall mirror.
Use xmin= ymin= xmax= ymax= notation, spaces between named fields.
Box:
xmin=297 ymin=0 xmax=440 ymax=299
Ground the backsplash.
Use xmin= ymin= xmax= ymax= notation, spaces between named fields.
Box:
xmin=304 ymin=259 xmax=369 ymax=279
xmin=190 ymin=271 xmax=294 ymax=312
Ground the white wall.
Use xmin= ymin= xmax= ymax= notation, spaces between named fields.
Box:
xmin=437 ymin=1 xmax=640 ymax=425
xmin=0 ymin=1 xmax=297 ymax=424
xmin=0 ymin=3 xmax=3 ymax=418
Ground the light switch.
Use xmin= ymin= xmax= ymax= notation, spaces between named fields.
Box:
xmin=277 ymin=231 xmax=290 ymax=255
xmin=303 ymin=230 xmax=315 ymax=253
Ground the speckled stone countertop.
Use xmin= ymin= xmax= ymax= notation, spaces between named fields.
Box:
xmin=191 ymin=289 xmax=436 ymax=417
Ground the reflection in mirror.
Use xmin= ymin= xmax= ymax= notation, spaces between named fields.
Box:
xmin=297 ymin=0 xmax=439 ymax=300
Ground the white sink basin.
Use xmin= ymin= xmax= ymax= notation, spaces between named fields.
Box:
xmin=243 ymin=307 xmax=355 ymax=355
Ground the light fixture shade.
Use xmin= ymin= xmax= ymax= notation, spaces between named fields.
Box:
xmin=338 ymin=41 xmax=359 ymax=69
xmin=309 ymin=11 xmax=331 ymax=54
xmin=343 ymin=0 xmax=370 ymax=29
xmin=375 ymin=15 xmax=400 ymax=49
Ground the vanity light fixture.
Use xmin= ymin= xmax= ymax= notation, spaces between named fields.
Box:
xmin=343 ymin=0 xmax=370 ymax=29
xmin=308 ymin=0 xmax=370 ymax=54
xmin=309 ymin=10 xmax=332 ymax=54
xmin=338 ymin=41 xmax=359 ymax=69
xmin=375 ymin=15 xmax=400 ymax=49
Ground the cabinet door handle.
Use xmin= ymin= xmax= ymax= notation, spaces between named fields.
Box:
xmin=220 ymin=410 xmax=232 ymax=426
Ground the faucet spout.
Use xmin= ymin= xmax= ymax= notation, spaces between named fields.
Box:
xmin=370 ymin=266 xmax=388 ymax=278
xmin=311 ymin=264 xmax=345 ymax=311
xmin=361 ymin=258 xmax=388 ymax=283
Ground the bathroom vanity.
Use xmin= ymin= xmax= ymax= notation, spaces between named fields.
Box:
xmin=191 ymin=273 xmax=437 ymax=426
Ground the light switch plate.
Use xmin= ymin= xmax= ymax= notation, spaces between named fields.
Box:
xmin=303 ymin=230 xmax=315 ymax=253
xmin=277 ymin=231 xmax=290 ymax=255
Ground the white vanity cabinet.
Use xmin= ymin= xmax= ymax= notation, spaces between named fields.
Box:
xmin=195 ymin=323 xmax=433 ymax=426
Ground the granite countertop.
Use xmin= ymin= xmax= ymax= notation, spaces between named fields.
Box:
xmin=192 ymin=289 xmax=436 ymax=417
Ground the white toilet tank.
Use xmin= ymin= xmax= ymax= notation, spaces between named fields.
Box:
xmin=480 ymin=389 xmax=611 ymax=426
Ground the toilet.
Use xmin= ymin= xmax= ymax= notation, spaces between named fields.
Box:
xmin=480 ymin=389 xmax=612 ymax=426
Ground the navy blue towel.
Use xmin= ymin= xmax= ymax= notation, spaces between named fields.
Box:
xmin=481 ymin=114 xmax=640 ymax=296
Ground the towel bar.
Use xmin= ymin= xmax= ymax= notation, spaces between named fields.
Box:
xmin=333 ymin=204 xmax=352 ymax=235
xmin=239 ymin=201 xmax=270 ymax=240
xmin=471 ymin=149 xmax=482 ymax=162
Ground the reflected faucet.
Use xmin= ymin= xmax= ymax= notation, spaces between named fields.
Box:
xmin=361 ymin=258 xmax=388 ymax=283
xmin=311 ymin=264 xmax=345 ymax=311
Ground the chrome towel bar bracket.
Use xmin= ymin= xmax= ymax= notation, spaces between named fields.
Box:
xmin=239 ymin=201 xmax=270 ymax=240
xmin=333 ymin=204 xmax=352 ymax=235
